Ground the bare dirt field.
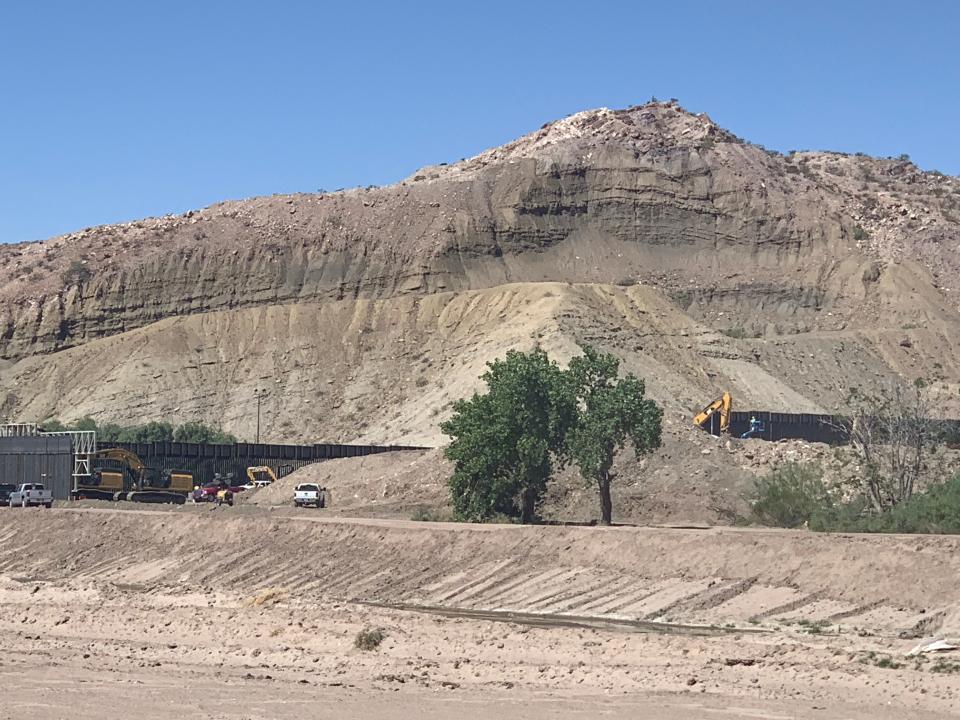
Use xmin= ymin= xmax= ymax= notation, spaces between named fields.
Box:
xmin=1 ymin=507 xmax=959 ymax=719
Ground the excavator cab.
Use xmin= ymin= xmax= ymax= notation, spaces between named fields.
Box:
xmin=693 ymin=392 xmax=732 ymax=435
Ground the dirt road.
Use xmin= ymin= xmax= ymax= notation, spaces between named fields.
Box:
xmin=1 ymin=507 xmax=958 ymax=719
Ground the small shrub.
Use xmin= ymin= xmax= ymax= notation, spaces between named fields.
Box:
xmin=930 ymin=659 xmax=960 ymax=674
xmin=62 ymin=260 xmax=92 ymax=286
xmin=699 ymin=136 xmax=716 ymax=151
xmin=415 ymin=376 xmax=429 ymax=388
xmin=798 ymin=619 xmax=831 ymax=634
xmin=721 ymin=327 xmax=748 ymax=339
xmin=615 ymin=276 xmax=636 ymax=287
xmin=672 ymin=291 xmax=693 ymax=310
xmin=411 ymin=506 xmax=444 ymax=521
xmin=852 ymin=225 xmax=869 ymax=241
xmin=750 ymin=463 xmax=836 ymax=528
xmin=355 ymin=628 xmax=385 ymax=651
xmin=812 ymin=475 xmax=960 ymax=534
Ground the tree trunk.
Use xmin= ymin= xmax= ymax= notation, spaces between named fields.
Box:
xmin=598 ymin=474 xmax=613 ymax=526
xmin=521 ymin=486 xmax=537 ymax=524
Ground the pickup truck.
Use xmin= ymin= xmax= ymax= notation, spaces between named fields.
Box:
xmin=8 ymin=483 xmax=53 ymax=508
xmin=293 ymin=483 xmax=327 ymax=509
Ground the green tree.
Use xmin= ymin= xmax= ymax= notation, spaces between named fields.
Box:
xmin=96 ymin=423 xmax=125 ymax=442
xmin=441 ymin=348 xmax=576 ymax=523
xmin=143 ymin=421 xmax=174 ymax=441
xmin=35 ymin=417 xmax=235 ymax=444
xmin=173 ymin=421 xmax=237 ymax=444
xmin=69 ymin=416 xmax=100 ymax=432
xmin=567 ymin=346 xmax=662 ymax=525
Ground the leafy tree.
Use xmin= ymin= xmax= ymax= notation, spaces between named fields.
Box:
xmin=69 ymin=416 xmax=99 ymax=432
xmin=441 ymin=348 xmax=576 ymax=523
xmin=96 ymin=422 xmax=125 ymax=442
xmin=119 ymin=421 xmax=174 ymax=442
xmin=567 ymin=346 xmax=662 ymax=525
xmin=173 ymin=421 xmax=237 ymax=444
xmin=36 ymin=417 xmax=234 ymax=443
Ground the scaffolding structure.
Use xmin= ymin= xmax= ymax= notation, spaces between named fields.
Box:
xmin=0 ymin=423 xmax=97 ymax=491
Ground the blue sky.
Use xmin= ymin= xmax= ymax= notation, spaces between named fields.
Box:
xmin=1 ymin=1 xmax=957 ymax=244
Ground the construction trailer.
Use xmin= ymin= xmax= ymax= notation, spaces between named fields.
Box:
xmin=0 ymin=424 xmax=96 ymax=500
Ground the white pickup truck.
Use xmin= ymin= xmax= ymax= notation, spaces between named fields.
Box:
xmin=8 ymin=483 xmax=53 ymax=508
xmin=293 ymin=483 xmax=328 ymax=509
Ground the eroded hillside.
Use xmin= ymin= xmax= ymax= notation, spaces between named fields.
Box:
xmin=2 ymin=101 xmax=959 ymax=441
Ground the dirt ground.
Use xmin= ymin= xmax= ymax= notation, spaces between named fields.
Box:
xmin=1 ymin=507 xmax=959 ymax=719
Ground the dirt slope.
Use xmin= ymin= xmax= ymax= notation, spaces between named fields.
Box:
xmin=2 ymin=509 xmax=959 ymax=635
xmin=4 ymin=508 xmax=959 ymax=719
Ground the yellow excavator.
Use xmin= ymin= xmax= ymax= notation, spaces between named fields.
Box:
xmin=246 ymin=465 xmax=278 ymax=486
xmin=72 ymin=448 xmax=193 ymax=504
xmin=693 ymin=392 xmax=732 ymax=434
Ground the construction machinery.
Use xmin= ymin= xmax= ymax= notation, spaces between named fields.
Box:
xmin=246 ymin=465 xmax=278 ymax=487
xmin=192 ymin=472 xmax=244 ymax=504
xmin=72 ymin=448 xmax=193 ymax=504
xmin=693 ymin=392 xmax=732 ymax=435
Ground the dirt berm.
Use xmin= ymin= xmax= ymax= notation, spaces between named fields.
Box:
xmin=3 ymin=508 xmax=958 ymax=639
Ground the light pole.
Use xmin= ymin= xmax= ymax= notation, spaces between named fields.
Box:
xmin=255 ymin=388 xmax=266 ymax=444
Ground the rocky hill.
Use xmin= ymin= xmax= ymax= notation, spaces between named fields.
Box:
xmin=2 ymin=101 xmax=959 ymax=448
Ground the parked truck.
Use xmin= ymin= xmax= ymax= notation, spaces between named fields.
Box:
xmin=8 ymin=483 xmax=53 ymax=508
xmin=293 ymin=483 xmax=328 ymax=509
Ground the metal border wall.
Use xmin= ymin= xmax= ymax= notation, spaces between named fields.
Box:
xmin=0 ymin=436 xmax=74 ymax=499
xmin=107 ymin=441 xmax=430 ymax=482
xmin=729 ymin=411 xmax=846 ymax=444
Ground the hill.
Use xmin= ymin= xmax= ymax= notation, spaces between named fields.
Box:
xmin=2 ymin=101 xmax=959 ymax=514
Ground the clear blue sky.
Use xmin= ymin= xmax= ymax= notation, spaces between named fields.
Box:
xmin=1 ymin=1 xmax=957 ymax=244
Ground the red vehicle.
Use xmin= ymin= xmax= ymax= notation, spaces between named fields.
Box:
xmin=192 ymin=474 xmax=245 ymax=505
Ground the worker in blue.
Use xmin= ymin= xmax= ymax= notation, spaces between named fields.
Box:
xmin=741 ymin=415 xmax=764 ymax=439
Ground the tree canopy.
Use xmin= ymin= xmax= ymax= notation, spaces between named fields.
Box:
xmin=567 ymin=346 xmax=662 ymax=524
xmin=39 ymin=417 xmax=237 ymax=444
xmin=441 ymin=348 xmax=576 ymax=522
xmin=441 ymin=345 xmax=662 ymax=524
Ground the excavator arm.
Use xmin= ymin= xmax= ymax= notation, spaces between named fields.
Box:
xmin=693 ymin=392 xmax=732 ymax=433
xmin=246 ymin=466 xmax=278 ymax=484
xmin=92 ymin=448 xmax=146 ymax=474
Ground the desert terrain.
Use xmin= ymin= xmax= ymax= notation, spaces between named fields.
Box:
xmin=1 ymin=506 xmax=960 ymax=719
